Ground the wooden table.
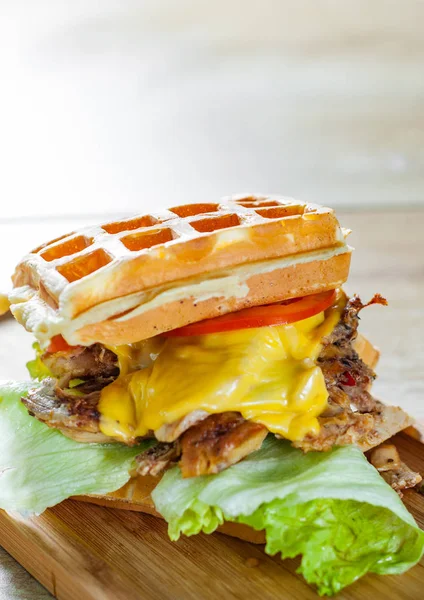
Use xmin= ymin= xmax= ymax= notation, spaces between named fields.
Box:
xmin=0 ymin=209 xmax=423 ymax=598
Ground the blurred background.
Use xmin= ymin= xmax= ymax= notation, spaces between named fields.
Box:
xmin=1 ymin=4 xmax=423 ymax=595
xmin=1 ymin=0 xmax=424 ymax=221
xmin=0 ymin=1 xmax=423 ymax=392
xmin=1 ymin=0 xmax=423 ymax=382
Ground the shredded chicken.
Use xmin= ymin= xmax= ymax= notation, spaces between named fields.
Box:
xmin=155 ymin=410 xmax=209 ymax=443
xmin=380 ymin=464 xmax=422 ymax=495
xmin=293 ymin=294 xmax=410 ymax=453
xmin=368 ymin=443 xmax=401 ymax=471
xmin=368 ymin=443 xmax=422 ymax=495
xmin=180 ymin=412 xmax=267 ymax=478
xmin=23 ymin=344 xmax=120 ymax=441
xmin=322 ymin=293 xmax=387 ymax=348
xmin=23 ymin=378 xmax=118 ymax=443
xmin=42 ymin=343 xmax=118 ymax=384
xmin=136 ymin=443 xmax=181 ymax=476
xmin=293 ymin=412 xmax=375 ymax=452
xmin=318 ymin=294 xmax=383 ymax=416
xmin=24 ymin=378 xmax=101 ymax=433
xmin=294 ymin=403 xmax=413 ymax=452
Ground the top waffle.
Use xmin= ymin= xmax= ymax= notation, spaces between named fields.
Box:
xmin=10 ymin=195 xmax=351 ymax=345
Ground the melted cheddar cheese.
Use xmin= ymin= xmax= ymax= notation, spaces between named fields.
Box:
xmin=99 ymin=293 xmax=346 ymax=444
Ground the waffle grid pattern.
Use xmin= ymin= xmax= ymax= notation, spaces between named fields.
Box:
xmin=32 ymin=198 xmax=320 ymax=283
xmin=12 ymin=195 xmax=344 ymax=322
xmin=30 ymin=197 xmax=321 ymax=288
xmin=10 ymin=195 xmax=352 ymax=345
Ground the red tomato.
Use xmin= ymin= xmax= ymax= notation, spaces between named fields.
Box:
xmin=46 ymin=335 xmax=77 ymax=354
xmin=340 ymin=372 xmax=356 ymax=387
xmin=165 ymin=289 xmax=337 ymax=337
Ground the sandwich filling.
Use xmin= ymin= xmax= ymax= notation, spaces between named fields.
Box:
xmin=5 ymin=198 xmax=423 ymax=597
xmin=23 ymin=290 xmax=418 ymax=489
xmin=99 ymin=302 xmax=342 ymax=443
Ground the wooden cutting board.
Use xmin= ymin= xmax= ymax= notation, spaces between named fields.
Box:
xmin=0 ymin=431 xmax=423 ymax=600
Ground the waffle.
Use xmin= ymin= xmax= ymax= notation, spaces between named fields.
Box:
xmin=10 ymin=195 xmax=351 ymax=346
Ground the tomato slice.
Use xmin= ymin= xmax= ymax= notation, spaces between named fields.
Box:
xmin=165 ymin=289 xmax=337 ymax=337
xmin=46 ymin=335 xmax=78 ymax=354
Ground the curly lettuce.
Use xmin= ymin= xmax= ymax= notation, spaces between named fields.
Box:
xmin=0 ymin=381 xmax=149 ymax=514
xmin=152 ymin=436 xmax=424 ymax=596
xmin=26 ymin=342 xmax=52 ymax=380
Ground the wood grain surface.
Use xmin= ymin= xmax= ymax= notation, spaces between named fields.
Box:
xmin=0 ymin=210 xmax=423 ymax=598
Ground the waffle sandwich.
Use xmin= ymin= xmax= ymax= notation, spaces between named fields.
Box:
xmin=11 ymin=196 xmax=350 ymax=346
xmin=3 ymin=195 xmax=423 ymax=596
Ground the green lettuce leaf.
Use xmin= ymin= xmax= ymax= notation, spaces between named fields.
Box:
xmin=241 ymin=498 xmax=424 ymax=595
xmin=152 ymin=436 xmax=424 ymax=596
xmin=26 ymin=342 xmax=52 ymax=380
xmin=153 ymin=466 xmax=225 ymax=539
xmin=0 ymin=381 xmax=150 ymax=515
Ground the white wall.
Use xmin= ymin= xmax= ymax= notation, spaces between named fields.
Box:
xmin=1 ymin=0 xmax=423 ymax=218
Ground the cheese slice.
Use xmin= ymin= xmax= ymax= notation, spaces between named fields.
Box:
xmin=0 ymin=291 xmax=10 ymax=316
xmin=99 ymin=294 xmax=345 ymax=444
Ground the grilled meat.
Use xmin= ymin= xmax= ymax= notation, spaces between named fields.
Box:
xmin=24 ymin=341 xmax=119 ymax=439
xmin=23 ymin=344 xmax=121 ymax=442
xmin=322 ymin=293 xmax=387 ymax=348
xmin=154 ymin=410 xmax=209 ymax=443
xmin=180 ymin=412 xmax=267 ymax=478
xmin=293 ymin=412 xmax=375 ymax=452
xmin=319 ymin=340 xmax=378 ymax=415
xmin=294 ymin=294 xmax=413 ymax=452
xmin=23 ymin=377 xmax=114 ymax=442
xmin=358 ymin=404 xmax=414 ymax=451
xmin=368 ymin=444 xmax=422 ymax=495
xmin=42 ymin=343 xmax=118 ymax=384
xmin=69 ymin=376 xmax=117 ymax=395
xmin=24 ymin=377 xmax=100 ymax=431
xmin=136 ymin=443 xmax=181 ymax=476
xmin=319 ymin=294 xmax=382 ymax=415
xmin=294 ymin=403 xmax=413 ymax=452
xmin=379 ymin=463 xmax=422 ymax=495
xmin=135 ymin=414 xmax=267 ymax=479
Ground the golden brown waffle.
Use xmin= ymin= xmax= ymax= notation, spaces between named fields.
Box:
xmin=10 ymin=195 xmax=351 ymax=346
